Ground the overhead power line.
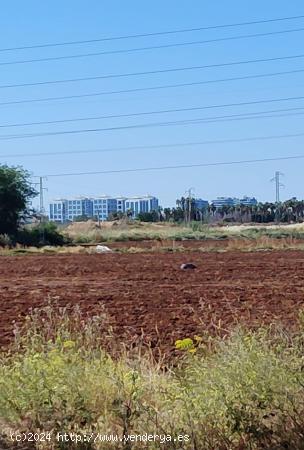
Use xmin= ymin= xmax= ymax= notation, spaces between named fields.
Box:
xmin=1 ymin=94 xmax=304 ymax=129
xmin=1 ymin=53 xmax=304 ymax=90
xmin=35 ymin=154 xmax=304 ymax=178
xmin=1 ymin=27 xmax=304 ymax=66
xmin=1 ymin=106 xmax=304 ymax=140
xmin=2 ymin=14 xmax=304 ymax=52
xmin=1 ymin=68 xmax=304 ymax=107
xmin=3 ymin=131 xmax=304 ymax=159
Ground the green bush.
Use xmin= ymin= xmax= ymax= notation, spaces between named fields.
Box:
xmin=137 ymin=211 xmax=159 ymax=222
xmin=0 ymin=234 xmax=12 ymax=247
xmin=72 ymin=233 xmax=92 ymax=244
xmin=171 ymin=331 xmax=304 ymax=448
xmin=16 ymin=222 xmax=69 ymax=247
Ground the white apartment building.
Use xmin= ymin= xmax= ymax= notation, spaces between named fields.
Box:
xmin=92 ymin=196 xmax=118 ymax=221
xmin=124 ymin=196 xmax=159 ymax=218
xmin=49 ymin=195 xmax=159 ymax=222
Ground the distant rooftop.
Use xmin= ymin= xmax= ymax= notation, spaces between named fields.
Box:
xmin=51 ymin=194 xmax=158 ymax=202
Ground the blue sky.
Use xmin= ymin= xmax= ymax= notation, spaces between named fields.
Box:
xmin=1 ymin=0 xmax=304 ymax=208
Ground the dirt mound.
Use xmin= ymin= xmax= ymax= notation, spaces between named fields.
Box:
xmin=64 ymin=219 xmax=99 ymax=235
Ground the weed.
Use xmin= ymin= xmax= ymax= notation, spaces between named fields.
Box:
xmin=1 ymin=307 xmax=304 ymax=449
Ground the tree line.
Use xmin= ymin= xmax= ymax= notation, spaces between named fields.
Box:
xmin=137 ymin=197 xmax=304 ymax=224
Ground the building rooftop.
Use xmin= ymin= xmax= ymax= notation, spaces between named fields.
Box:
xmin=51 ymin=194 xmax=158 ymax=202
xmin=124 ymin=195 xmax=157 ymax=200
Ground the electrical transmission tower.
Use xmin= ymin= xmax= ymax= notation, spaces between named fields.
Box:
xmin=271 ymin=171 xmax=284 ymax=203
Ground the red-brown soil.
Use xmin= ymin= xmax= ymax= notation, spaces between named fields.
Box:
xmin=1 ymin=251 xmax=304 ymax=353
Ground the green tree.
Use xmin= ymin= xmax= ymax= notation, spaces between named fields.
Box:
xmin=73 ymin=214 xmax=89 ymax=222
xmin=163 ymin=207 xmax=172 ymax=221
xmin=0 ymin=165 xmax=37 ymax=236
xmin=17 ymin=222 xmax=68 ymax=247
xmin=137 ymin=210 xmax=159 ymax=222
xmin=172 ymin=207 xmax=184 ymax=222
xmin=108 ymin=211 xmax=125 ymax=221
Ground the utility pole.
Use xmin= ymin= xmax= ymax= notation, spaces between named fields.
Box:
xmin=39 ymin=177 xmax=44 ymax=213
xmin=185 ymin=187 xmax=194 ymax=225
xmin=32 ymin=176 xmax=48 ymax=244
xmin=34 ymin=176 xmax=48 ymax=216
xmin=271 ymin=171 xmax=284 ymax=203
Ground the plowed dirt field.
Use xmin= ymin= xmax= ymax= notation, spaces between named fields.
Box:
xmin=1 ymin=251 xmax=303 ymax=352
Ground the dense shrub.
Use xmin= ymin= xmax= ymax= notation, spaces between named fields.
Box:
xmin=137 ymin=211 xmax=159 ymax=222
xmin=16 ymin=222 xmax=68 ymax=247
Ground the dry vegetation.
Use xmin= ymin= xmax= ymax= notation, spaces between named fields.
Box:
xmin=63 ymin=220 xmax=304 ymax=247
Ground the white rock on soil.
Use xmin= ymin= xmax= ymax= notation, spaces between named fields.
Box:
xmin=95 ymin=245 xmax=113 ymax=253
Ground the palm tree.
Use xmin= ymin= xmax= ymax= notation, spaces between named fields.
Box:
xmin=163 ymin=207 xmax=172 ymax=221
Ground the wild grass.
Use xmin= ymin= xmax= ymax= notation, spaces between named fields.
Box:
xmin=118 ymin=237 xmax=304 ymax=253
xmin=223 ymin=236 xmax=304 ymax=252
xmin=1 ymin=235 xmax=304 ymax=256
xmin=67 ymin=221 xmax=304 ymax=245
xmin=1 ymin=304 xmax=304 ymax=449
xmin=3 ymin=221 xmax=304 ymax=253
xmin=238 ymin=227 xmax=304 ymax=240
xmin=70 ymin=226 xmax=212 ymax=244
